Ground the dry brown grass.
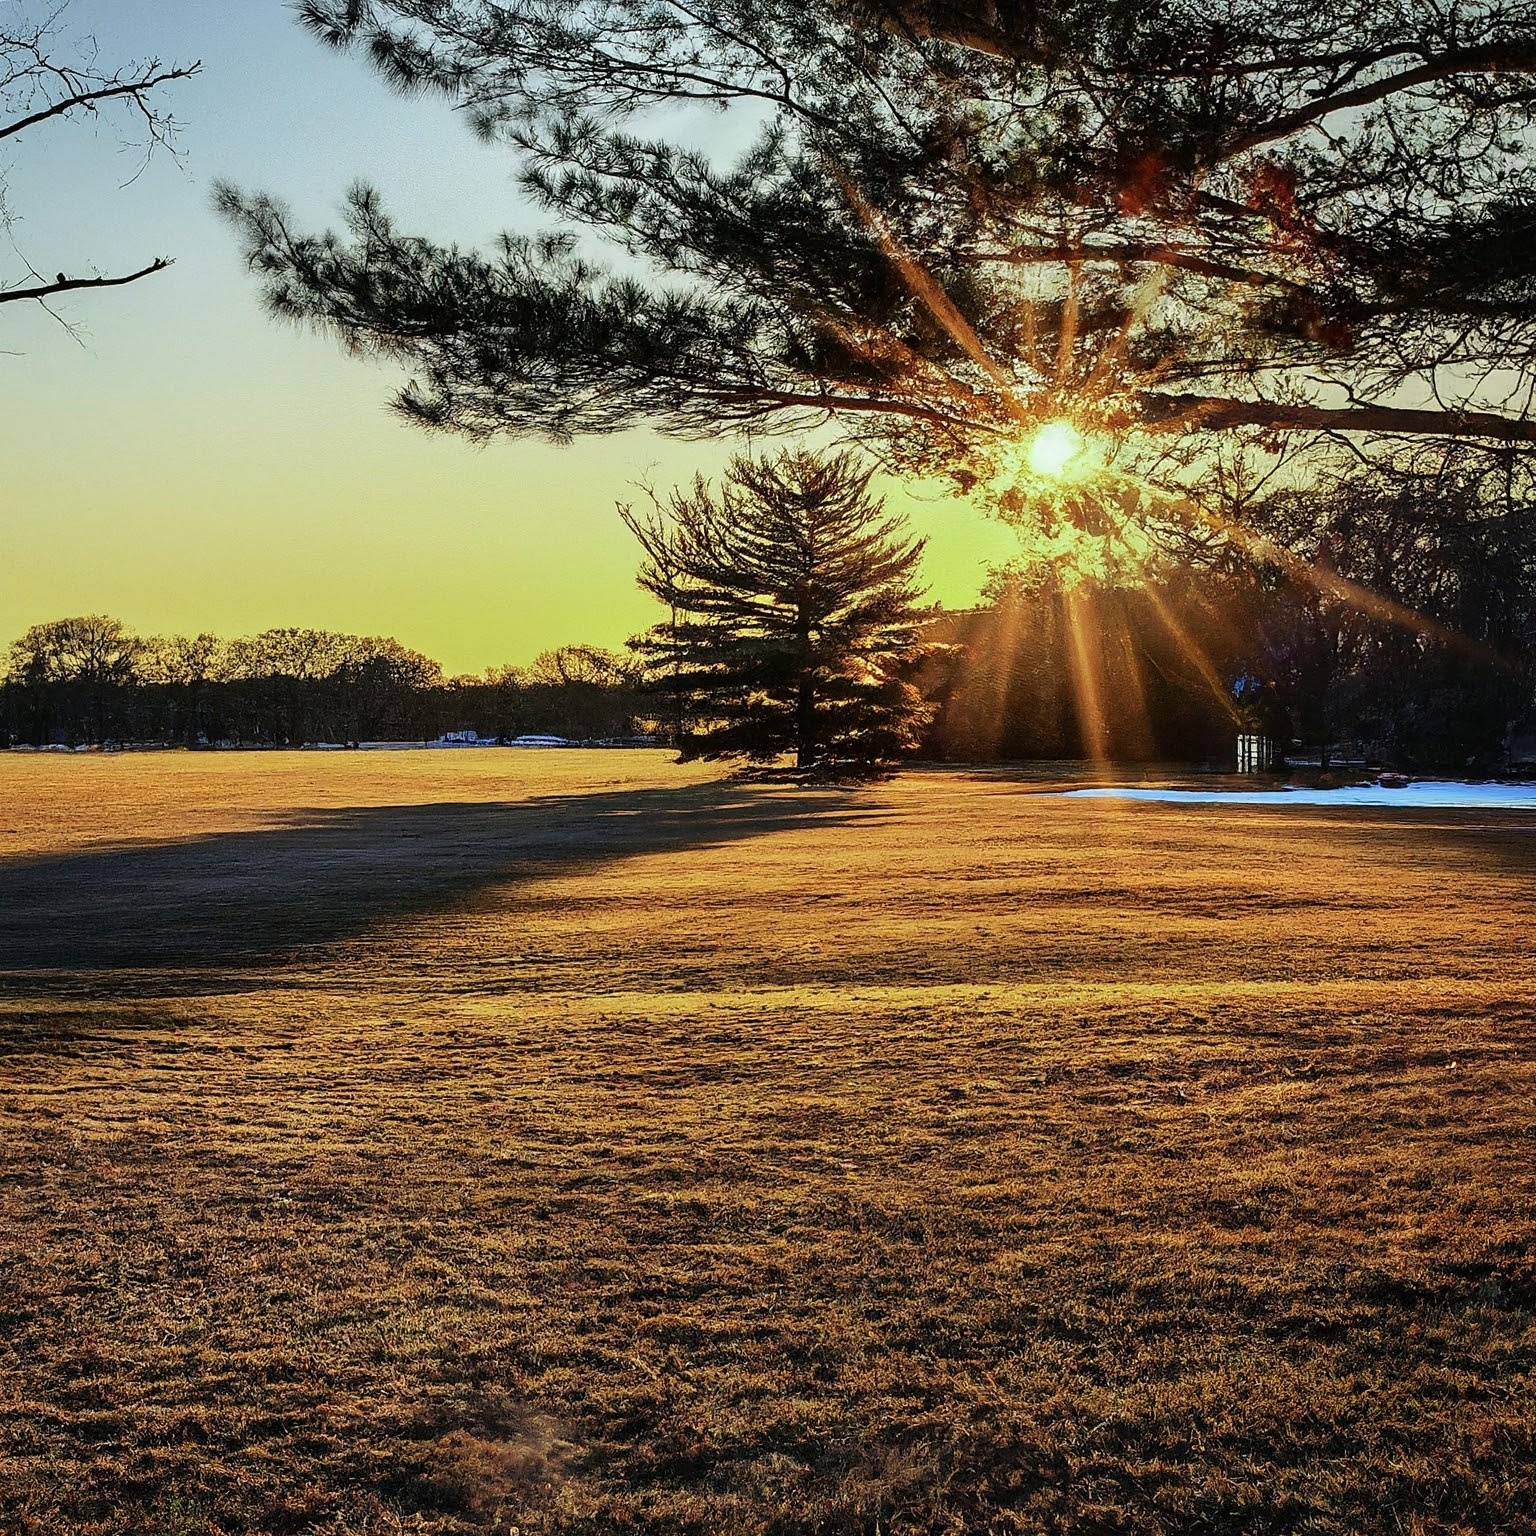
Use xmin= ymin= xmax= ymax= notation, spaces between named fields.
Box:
xmin=2 ymin=751 xmax=1534 ymax=1535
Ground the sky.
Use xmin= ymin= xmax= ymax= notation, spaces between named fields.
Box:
xmin=2 ymin=0 xmax=1020 ymax=675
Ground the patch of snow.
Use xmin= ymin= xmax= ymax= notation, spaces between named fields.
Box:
xmin=1062 ymin=781 xmax=1536 ymax=810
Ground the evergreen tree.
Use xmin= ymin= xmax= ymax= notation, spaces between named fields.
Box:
xmin=623 ymin=449 xmax=932 ymax=767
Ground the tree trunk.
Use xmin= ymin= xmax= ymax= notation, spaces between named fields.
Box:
xmin=795 ymin=607 xmax=816 ymax=769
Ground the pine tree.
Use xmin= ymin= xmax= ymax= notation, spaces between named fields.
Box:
xmin=218 ymin=0 xmax=1536 ymax=471
xmin=622 ymin=449 xmax=932 ymax=768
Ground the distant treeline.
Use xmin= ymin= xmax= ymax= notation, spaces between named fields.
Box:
xmin=6 ymin=569 xmax=1534 ymax=766
xmin=915 ymin=453 xmax=1536 ymax=772
xmin=920 ymin=561 xmax=1536 ymax=771
xmin=0 ymin=618 xmax=646 ymax=747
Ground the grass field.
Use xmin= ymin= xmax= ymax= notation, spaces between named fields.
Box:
xmin=2 ymin=751 xmax=1534 ymax=1536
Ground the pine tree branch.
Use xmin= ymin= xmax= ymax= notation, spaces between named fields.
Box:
xmin=860 ymin=3 xmax=1046 ymax=64
xmin=977 ymin=242 xmax=1308 ymax=291
xmin=1221 ymin=42 xmax=1536 ymax=158
xmin=1139 ymin=391 xmax=1536 ymax=443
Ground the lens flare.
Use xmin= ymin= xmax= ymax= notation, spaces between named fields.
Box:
xmin=1026 ymin=420 xmax=1086 ymax=479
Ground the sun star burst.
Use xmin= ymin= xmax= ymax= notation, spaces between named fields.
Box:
xmin=1026 ymin=419 xmax=1087 ymax=480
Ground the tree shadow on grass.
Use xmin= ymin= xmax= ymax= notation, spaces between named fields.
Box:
xmin=0 ymin=780 xmax=873 ymax=990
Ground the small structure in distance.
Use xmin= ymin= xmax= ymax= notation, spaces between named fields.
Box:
xmin=431 ymin=731 xmax=500 ymax=747
xmin=1236 ymin=734 xmax=1274 ymax=773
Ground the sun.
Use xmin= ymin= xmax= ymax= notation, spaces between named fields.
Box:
xmin=1026 ymin=419 xmax=1087 ymax=479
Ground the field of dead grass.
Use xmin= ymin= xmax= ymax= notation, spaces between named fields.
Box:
xmin=1 ymin=750 xmax=1534 ymax=1535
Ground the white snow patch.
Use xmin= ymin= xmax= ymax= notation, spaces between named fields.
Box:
xmin=1061 ymin=782 xmax=1536 ymax=810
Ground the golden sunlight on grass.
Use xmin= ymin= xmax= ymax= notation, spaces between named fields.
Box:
xmin=2 ymin=753 xmax=1535 ymax=1535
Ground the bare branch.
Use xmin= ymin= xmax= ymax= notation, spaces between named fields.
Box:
xmin=0 ymin=257 xmax=172 ymax=305
xmin=0 ymin=60 xmax=202 ymax=142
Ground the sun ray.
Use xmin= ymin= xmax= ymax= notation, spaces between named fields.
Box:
xmin=1101 ymin=595 xmax=1158 ymax=761
xmin=833 ymin=169 xmax=1495 ymax=722
xmin=1140 ymin=586 xmax=1244 ymax=724
xmin=832 ymin=169 xmax=1023 ymax=404
xmin=1115 ymin=472 xmax=1496 ymax=658
xmin=1084 ymin=266 xmax=1172 ymax=394
xmin=988 ymin=590 xmax=1031 ymax=726
xmin=940 ymin=594 xmax=1027 ymax=759
xmin=1055 ymin=257 xmax=1080 ymax=385
xmin=1018 ymin=287 xmax=1047 ymax=380
xmin=1063 ymin=584 xmax=1113 ymax=765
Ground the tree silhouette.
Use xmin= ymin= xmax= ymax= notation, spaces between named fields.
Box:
xmin=5 ymin=615 xmax=141 ymax=743
xmin=218 ymin=0 xmax=1536 ymax=487
xmin=623 ymin=448 xmax=932 ymax=767
xmin=0 ymin=619 xmax=649 ymax=748
xmin=1 ymin=4 xmax=198 ymax=312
